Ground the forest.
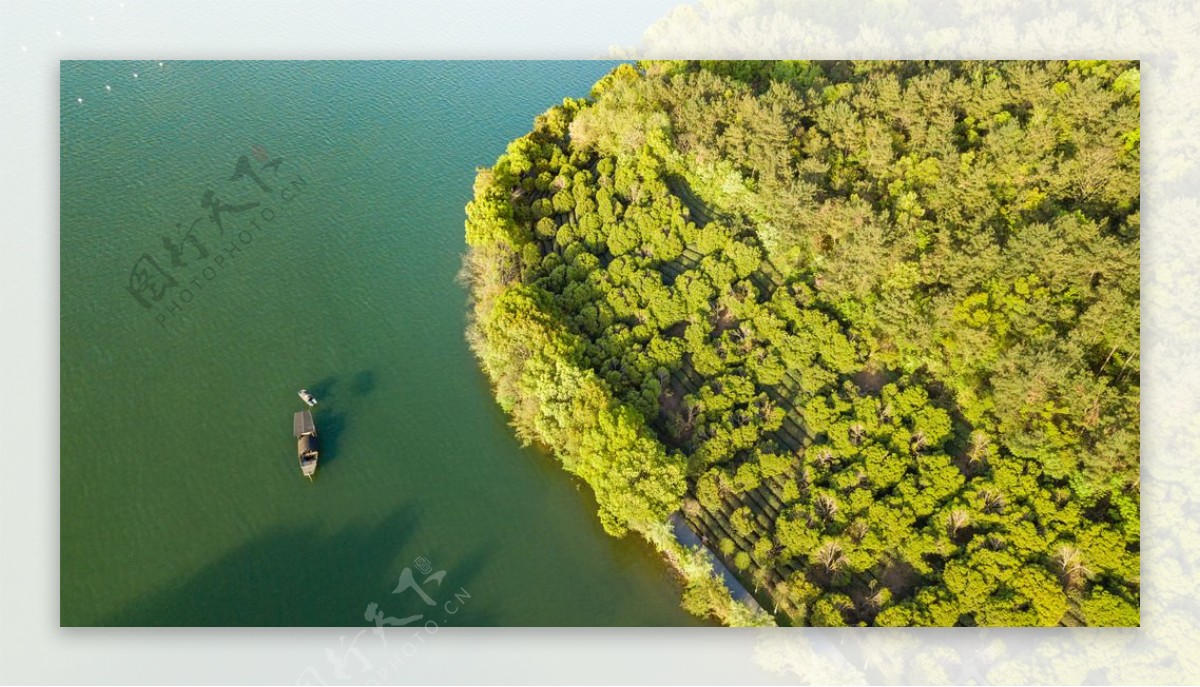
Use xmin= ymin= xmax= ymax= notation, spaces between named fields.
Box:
xmin=461 ymin=60 xmax=1140 ymax=626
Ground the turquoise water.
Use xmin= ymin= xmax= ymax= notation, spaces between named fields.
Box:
xmin=60 ymin=61 xmax=703 ymax=626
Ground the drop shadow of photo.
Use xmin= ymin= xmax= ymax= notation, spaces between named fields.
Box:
xmin=94 ymin=506 xmax=422 ymax=626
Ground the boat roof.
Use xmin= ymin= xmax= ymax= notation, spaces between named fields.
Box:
xmin=293 ymin=410 xmax=316 ymax=437
xmin=298 ymin=434 xmax=318 ymax=454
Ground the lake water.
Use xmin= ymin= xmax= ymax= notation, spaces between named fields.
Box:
xmin=60 ymin=61 xmax=703 ymax=626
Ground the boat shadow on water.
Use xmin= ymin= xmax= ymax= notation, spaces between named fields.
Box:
xmin=312 ymin=409 xmax=347 ymax=468
xmin=307 ymin=369 xmax=377 ymax=407
xmin=306 ymin=375 xmax=338 ymax=403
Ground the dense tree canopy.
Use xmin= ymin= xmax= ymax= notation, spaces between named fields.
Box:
xmin=463 ymin=60 xmax=1139 ymax=626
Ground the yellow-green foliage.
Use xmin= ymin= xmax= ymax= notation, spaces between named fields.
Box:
xmin=463 ymin=60 xmax=1140 ymax=626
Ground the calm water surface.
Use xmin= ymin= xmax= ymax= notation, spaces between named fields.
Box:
xmin=60 ymin=61 xmax=703 ymax=626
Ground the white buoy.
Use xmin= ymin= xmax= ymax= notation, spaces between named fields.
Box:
xmin=105 ymin=84 xmax=112 ymax=92
xmin=133 ymin=72 xmax=139 ymax=79
xmin=77 ymin=97 xmax=83 ymax=104
xmin=158 ymin=62 xmax=164 ymax=68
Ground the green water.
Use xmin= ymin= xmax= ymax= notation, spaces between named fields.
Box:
xmin=60 ymin=61 xmax=703 ymax=627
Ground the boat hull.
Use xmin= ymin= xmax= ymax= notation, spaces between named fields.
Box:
xmin=294 ymin=410 xmax=320 ymax=479
xmin=300 ymin=455 xmax=318 ymax=478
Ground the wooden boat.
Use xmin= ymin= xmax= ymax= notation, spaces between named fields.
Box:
xmin=298 ymin=389 xmax=318 ymax=407
xmin=293 ymin=410 xmax=319 ymax=480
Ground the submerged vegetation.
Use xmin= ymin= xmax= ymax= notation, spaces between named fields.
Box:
xmin=462 ymin=60 xmax=1139 ymax=626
